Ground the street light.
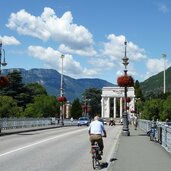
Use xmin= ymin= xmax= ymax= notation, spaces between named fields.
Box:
xmin=122 ymin=40 xmax=130 ymax=136
xmin=60 ymin=54 xmax=65 ymax=125
xmin=0 ymin=39 xmax=7 ymax=133
xmin=162 ymin=54 xmax=166 ymax=94
xmin=0 ymin=39 xmax=7 ymax=75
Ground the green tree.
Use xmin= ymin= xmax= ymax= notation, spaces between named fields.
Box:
xmin=24 ymin=95 xmax=59 ymax=118
xmin=0 ymin=70 xmax=26 ymax=107
xmin=82 ymin=88 xmax=102 ymax=118
xmin=0 ymin=96 xmax=23 ymax=118
xmin=23 ymin=83 xmax=47 ymax=105
xmin=140 ymin=99 xmax=162 ymax=120
xmin=0 ymin=71 xmax=48 ymax=108
xmin=161 ymin=95 xmax=171 ymax=120
xmin=70 ymin=98 xmax=82 ymax=119
xmin=25 ymin=83 xmax=47 ymax=97
xmin=134 ymin=80 xmax=144 ymax=100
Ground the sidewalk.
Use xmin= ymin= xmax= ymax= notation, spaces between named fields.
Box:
xmin=108 ymin=126 xmax=171 ymax=171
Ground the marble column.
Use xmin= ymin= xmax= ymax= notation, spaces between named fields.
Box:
xmin=120 ymin=97 xmax=123 ymax=118
xmin=113 ymin=97 xmax=116 ymax=118
xmin=101 ymin=97 xmax=104 ymax=118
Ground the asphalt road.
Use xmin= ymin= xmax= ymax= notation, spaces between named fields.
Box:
xmin=0 ymin=125 xmax=122 ymax=171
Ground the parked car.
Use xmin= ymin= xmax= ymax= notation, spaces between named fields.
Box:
xmin=99 ymin=118 xmax=107 ymax=125
xmin=77 ymin=117 xmax=90 ymax=126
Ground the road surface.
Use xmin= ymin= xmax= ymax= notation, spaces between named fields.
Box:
xmin=0 ymin=125 xmax=122 ymax=171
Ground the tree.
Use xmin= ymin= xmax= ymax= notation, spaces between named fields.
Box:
xmin=24 ymin=95 xmax=60 ymax=118
xmin=161 ymin=95 xmax=171 ymax=120
xmin=134 ymin=80 xmax=144 ymax=100
xmin=82 ymin=88 xmax=102 ymax=118
xmin=0 ymin=70 xmax=48 ymax=108
xmin=70 ymin=98 xmax=82 ymax=119
xmin=0 ymin=96 xmax=23 ymax=118
xmin=0 ymin=70 xmax=26 ymax=107
xmin=25 ymin=83 xmax=47 ymax=97
xmin=23 ymin=83 xmax=47 ymax=105
xmin=140 ymin=99 xmax=163 ymax=120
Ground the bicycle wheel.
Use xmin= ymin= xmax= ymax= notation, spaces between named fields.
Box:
xmin=92 ymin=156 xmax=96 ymax=169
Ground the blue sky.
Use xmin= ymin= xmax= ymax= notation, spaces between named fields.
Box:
xmin=0 ymin=0 xmax=171 ymax=84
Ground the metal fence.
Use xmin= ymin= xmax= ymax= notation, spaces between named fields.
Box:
xmin=138 ymin=119 xmax=171 ymax=153
xmin=0 ymin=117 xmax=78 ymax=132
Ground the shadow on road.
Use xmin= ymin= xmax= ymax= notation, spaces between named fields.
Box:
xmin=99 ymin=162 xmax=108 ymax=169
xmin=109 ymin=158 xmax=117 ymax=162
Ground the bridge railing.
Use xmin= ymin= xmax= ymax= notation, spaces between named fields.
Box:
xmin=138 ymin=119 xmax=171 ymax=154
xmin=0 ymin=118 xmax=78 ymax=132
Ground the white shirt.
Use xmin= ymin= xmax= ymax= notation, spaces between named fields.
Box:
xmin=89 ymin=120 xmax=105 ymax=135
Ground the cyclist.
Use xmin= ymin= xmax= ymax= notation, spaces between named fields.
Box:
xmin=88 ymin=115 xmax=107 ymax=157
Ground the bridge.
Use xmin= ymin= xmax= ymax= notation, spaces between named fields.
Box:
xmin=0 ymin=119 xmax=171 ymax=171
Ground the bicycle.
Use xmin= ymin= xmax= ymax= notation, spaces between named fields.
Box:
xmin=91 ymin=141 xmax=102 ymax=169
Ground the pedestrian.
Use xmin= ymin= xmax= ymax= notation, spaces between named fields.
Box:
xmin=133 ymin=115 xmax=138 ymax=130
xmin=70 ymin=117 xmax=74 ymax=125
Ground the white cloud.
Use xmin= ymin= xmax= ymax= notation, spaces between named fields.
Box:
xmin=102 ymin=34 xmax=147 ymax=61
xmin=7 ymin=7 xmax=95 ymax=56
xmin=145 ymin=57 xmax=171 ymax=79
xmin=88 ymin=34 xmax=147 ymax=79
xmin=0 ymin=36 xmax=20 ymax=45
xmin=89 ymin=58 xmax=114 ymax=69
xmin=146 ymin=58 xmax=163 ymax=74
xmin=27 ymin=45 xmax=97 ymax=78
xmin=59 ymin=44 xmax=96 ymax=56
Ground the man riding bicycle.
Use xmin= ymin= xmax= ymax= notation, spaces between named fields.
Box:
xmin=88 ymin=115 xmax=107 ymax=157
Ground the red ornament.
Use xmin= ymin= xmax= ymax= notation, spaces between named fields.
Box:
xmin=0 ymin=76 xmax=9 ymax=87
xmin=122 ymin=97 xmax=131 ymax=103
xmin=117 ymin=75 xmax=134 ymax=87
xmin=57 ymin=96 xmax=67 ymax=102
xmin=82 ymin=105 xmax=86 ymax=109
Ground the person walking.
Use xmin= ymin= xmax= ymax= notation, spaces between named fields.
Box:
xmin=133 ymin=115 xmax=138 ymax=130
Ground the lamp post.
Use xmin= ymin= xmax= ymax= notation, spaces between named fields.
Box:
xmin=122 ymin=40 xmax=130 ymax=136
xmin=162 ymin=54 xmax=166 ymax=94
xmin=0 ymin=39 xmax=7 ymax=75
xmin=60 ymin=54 xmax=64 ymax=125
xmin=0 ymin=39 xmax=7 ymax=133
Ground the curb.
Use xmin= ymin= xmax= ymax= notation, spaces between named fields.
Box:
xmin=106 ymin=128 xmax=122 ymax=171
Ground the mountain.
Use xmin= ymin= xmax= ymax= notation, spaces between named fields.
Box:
xmin=2 ymin=68 xmax=114 ymax=101
xmin=141 ymin=66 xmax=171 ymax=97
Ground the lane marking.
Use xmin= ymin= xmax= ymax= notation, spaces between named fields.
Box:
xmin=0 ymin=128 xmax=87 ymax=158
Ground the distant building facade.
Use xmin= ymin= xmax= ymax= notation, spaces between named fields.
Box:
xmin=101 ymin=87 xmax=135 ymax=118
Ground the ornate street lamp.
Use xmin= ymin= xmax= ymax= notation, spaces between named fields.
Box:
xmin=117 ymin=40 xmax=134 ymax=136
xmin=58 ymin=54 xmax=66 ymax=125
xmin=0 ymin=39 xmax=7 ymax=75
xmin=0 ymin=39 xmax=7 ymax=133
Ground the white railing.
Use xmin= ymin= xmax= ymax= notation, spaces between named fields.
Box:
xmin=0 ymin=118 xmax=78 ymax=132
xmin=138 ymin=119 xmax=171 ymax=153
